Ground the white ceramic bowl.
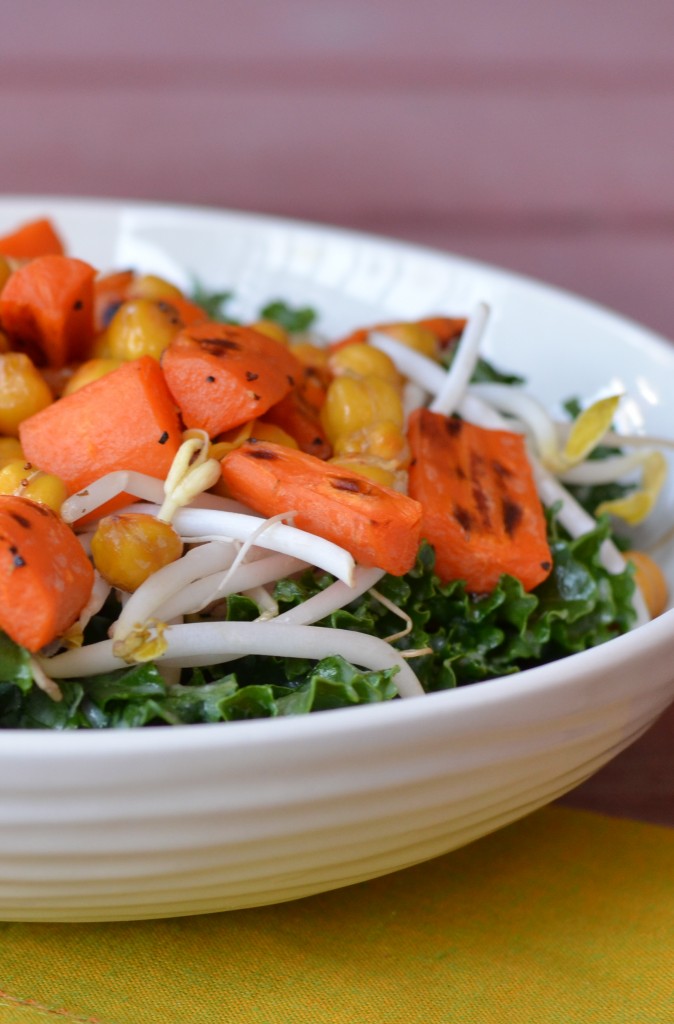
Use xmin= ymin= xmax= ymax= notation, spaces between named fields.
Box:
xmin=1 ymin=197 xmax=673 ymax=923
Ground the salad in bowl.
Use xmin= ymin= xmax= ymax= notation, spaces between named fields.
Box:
xmin=0 ymin=210 xmax=668 ymax=731
xmin=1 ymin=197 xmax=673 ymax=921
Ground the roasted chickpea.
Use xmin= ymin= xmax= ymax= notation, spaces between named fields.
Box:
xmin=62 ymin=358 xmax=123 ymax=396
xmin=91 ymin=513 xmax=184 ymax=592
xmin=0 ymin=459 xmax=67 ymax=513
xmin=380 ymin=322 xmax=439 ymax=359
xmin=332 ymin=420 xmax=409 ymax=465
xmin=128 ymin=274 xmax=184 ymax=303
xmin=329 ymin=342 xmax=401 ymax=387
xmin=0 ymin=437 xmax=24 ymax=467
xmin=107 ymin=299 xmax=182 ymax=362
xmin=0 ymin=353 xmax=53 ymax=436
xmin=321 ymin=376 xmax=404 ymax=445
xmin=250 ymin=319 xmax=291 ymax=346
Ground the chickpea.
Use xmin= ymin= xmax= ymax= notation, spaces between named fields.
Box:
xmin=329 ymin=343 xmax=401 ymax=387
xmin=0 ymin=459 xmax=67 ymax=513
xmin=380 ymin=322 xmax=439 ymax=359
xmin=0 ymin=353 xmax=53 ymax=436
xmin=107 ymin=298 xmax=182 ymax=362
xmin=320 ymin=376 xmax=404 ymax=445
xmin=128 ymin=274 xmax=184 ymax=302
xmin=91 ymin=513 xmax=184 ymax=592
xmin=329 ymin=456 xmax=398 ymax=489
xmin=0 ymin=437 xmax=24 ymax=467
xmin=62 ymin=358 xmax=123 ymax=396
xmin=250 ymin=319 xmax=291 ymax=346
xmin=289 ymin=342 xmax=330 ymax=371
xmin=248 ymin=421 xmax=299 ymax=449
xmin=332 ymin=420 xmax=409 ymax=465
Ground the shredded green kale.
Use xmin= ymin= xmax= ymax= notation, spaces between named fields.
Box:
xmin=258 ymin=300 xmax=317 ymax=334
xmin=189 ymin=282 xmax=238 ymax=323
xmin=0 ymin=509 xmax=636 ymax=729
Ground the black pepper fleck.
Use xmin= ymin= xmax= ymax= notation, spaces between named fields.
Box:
xmin=158 ymin=431 xmax=169 ymax=445
xmin=445 ymin=417 xmax=463 ymax=437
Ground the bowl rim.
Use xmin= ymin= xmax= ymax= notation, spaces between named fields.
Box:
xmin=1 ymin=193 xmax=673 ymax=755
xmin=1 ymin=601 xmax=673 ymax=758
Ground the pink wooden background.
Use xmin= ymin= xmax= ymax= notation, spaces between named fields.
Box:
xmin=1 ymin=1 xmax=673 ymax=822
xmin=3 ymin=0 xmax=674 ymax=338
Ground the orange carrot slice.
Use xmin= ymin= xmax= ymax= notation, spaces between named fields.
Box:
xmin=93 ymin=269 xmax=135 ymax=331
xmin=0 ymin=254 xmax=96 ymax=367
xmin=415 ymin=316 xmax=466 ymax=347
xmin=220 ymin=440 xmax=423 ymax=576
xmin=19 ymin=356 xmax=182 ymax=501
xmin=330 ymin=317 xmax=466 ymax=352
xmin=162 ymin=323 xmax=303 ymax=437
xmin=0 ymin=218 xmax=65 ymax=260
xmin=262 ymin=366 xmax=333 ymax=459
xmin=158 ymin=295 xmax=209 ymax=329
xmin=407 ymin=409 xmax=552 ymax=592
xmin=0 ymin=495 xmax=93 ymax=651
xmin=94 ymin=270 xmax=209 ymax=334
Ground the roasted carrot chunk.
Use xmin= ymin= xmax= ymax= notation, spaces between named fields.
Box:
xmin=0 ymin=495 xmax=93 ymax=651
xmin=162 ymin=323 xmax=303 ymax=437
xmin=0 ymin=218 xmax=65 ymax=260
xmin=0 ymin=254 xmax=96 ymax=367
xmin=158 ymin=295 xmax=210 ymax=329
xmin=220 ymin=440 xmax=423 ymax=576
xmin=94 ymin=270 xmax=209 ymax=335
xmin=407 ymin=409 xmax=552 ymax=592
xmin=415 ymin=316 xmax=466 ymax=347
xmin=93 ymin=269 xmax=135 ymax=331
xmin=330 ymin=317 xmax=466 ymax=353
xmin=19 ymin=356 xmax=182 ymax=502
xmin=262 ymin=366 xmax=332 ymax=459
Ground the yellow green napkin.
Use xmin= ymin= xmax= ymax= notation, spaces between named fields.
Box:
xmin=1 ymin=806 xmax=672 ymax=1024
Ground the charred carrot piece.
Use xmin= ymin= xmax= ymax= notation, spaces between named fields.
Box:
xmin=162 ymin=323 xmax=303 ymax=437
xmin=262 ymin=366 xmax=333 ymax=459
xmin=19 ymin=356 xmax=182 ymax=506
xmin=415 ymin=316 xmax=466 ymax=347
xmin=0 ymin=495 xmax=93 ymax=651
xmin=220 ymin=440 xmax=423 ymax=576
xmin=0 ymin=254 xmax=96 ymax=367
xmin=330 ymin=318 xmax=466 ymax=354
xmin=93 ymin=269 xmax=135 ymax=331
xmin=158 ymin=295 xmax=209 ymax=329
xmin=329 ymin=326 xmax=370 ymax=352
xmin=407 ymin=409 xmax=552 ymax=592
xmin=0 ymin=218 xmax=65 ymax=260
xmin=94 ymin=276 xmax=208 ymax=341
